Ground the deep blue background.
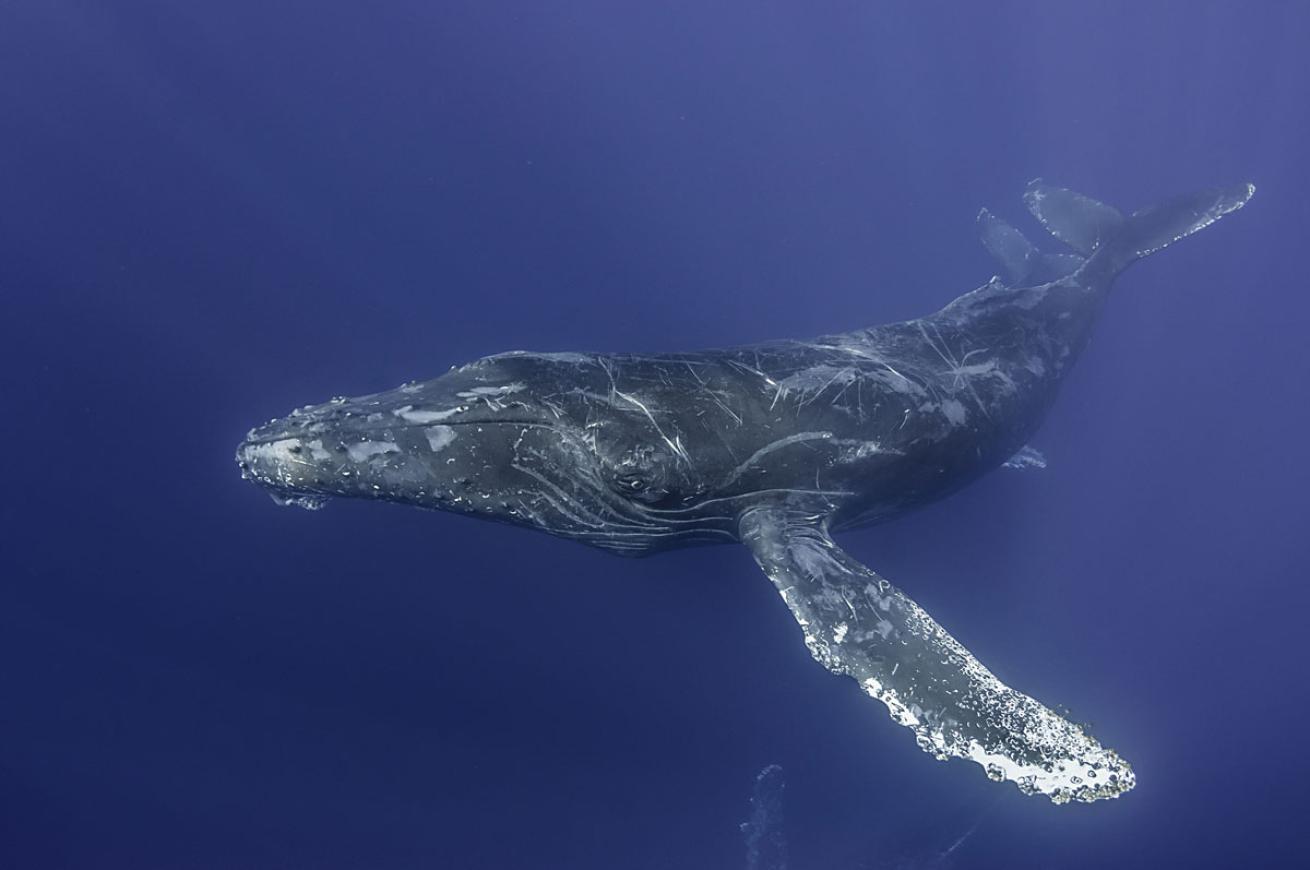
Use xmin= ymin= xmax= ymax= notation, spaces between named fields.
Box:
xmin=3 ymin=1 xmax=1308 ymax=867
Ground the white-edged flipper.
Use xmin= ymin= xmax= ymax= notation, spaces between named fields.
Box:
xmin=1002 ymin=445 xmax=1047 ymax=470
xmin=738 ymin=504 xmax=1134 ymax=804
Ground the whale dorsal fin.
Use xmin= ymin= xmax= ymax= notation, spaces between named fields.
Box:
xmin=1023 ymin=180 xmax=1124 ymax=256
xmin=738 ymin=504 xmax=1134 ymax=804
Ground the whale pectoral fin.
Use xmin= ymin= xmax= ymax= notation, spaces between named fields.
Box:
xmin=738 ymin=505 xmax=1134 ymax=804
xmin=1002 ymin=445 xmax=1047 ymax=470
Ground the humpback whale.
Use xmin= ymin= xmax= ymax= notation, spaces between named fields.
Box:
xmin=237 ymin=181 xmax=1253 ymax=804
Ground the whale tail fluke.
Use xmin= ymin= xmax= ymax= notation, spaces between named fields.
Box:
xmin=1107 ymin=182 xmax=1256 ymax=265
xmin=1023 ymin=182 xmax=1125 ymax=257
xmin=1020 ymin=179 xmax=1255 ymax=281
xmin=977 ymin=207 xmax=1084 ymax=285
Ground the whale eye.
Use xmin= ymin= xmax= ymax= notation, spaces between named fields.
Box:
xmin=614 ymin=472 xmax=649 ymax=493
xmin=602 ymin=443 xmax=674 ymax=504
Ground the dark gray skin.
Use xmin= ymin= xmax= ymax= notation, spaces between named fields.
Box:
xmin=241 ymin=289 xmax=1070 ymax=543
xmin=238 ymin=181 xmax=1253 ymax=804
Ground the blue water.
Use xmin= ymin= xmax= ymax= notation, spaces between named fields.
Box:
xmin=3 ymin=2 xmax=1307 ymax=867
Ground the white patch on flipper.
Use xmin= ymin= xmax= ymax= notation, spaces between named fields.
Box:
xmin=346 ymin=441 xmax=399 ymax=462
xmin=739 ymin=509 xmax=1135 ymax=806
xmin=850 ymin=595 xmax=1135 ymax=804
xmin=1003 ymin=446 xmax=1047 ymax=470
xmin=424 ymin=425 xmax=456 ymax=452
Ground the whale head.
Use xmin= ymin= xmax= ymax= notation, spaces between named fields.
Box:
xmin=236 ymin=352 xmax=735 ymax=554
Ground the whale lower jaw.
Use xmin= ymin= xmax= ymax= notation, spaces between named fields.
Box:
xmin=267 ymin=490 xmax=330 ymax=511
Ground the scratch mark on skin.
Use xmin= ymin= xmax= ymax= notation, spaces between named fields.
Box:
xmin=918 ymin=322 xmax=993 ymax=420
xmin=720 ymin=432 xmax=834 ymax=487
xmin=686 ymin=361 xmax=744 ymax=426
xmin=882 ymin=362 xmax=912 ymax=384
xmin=841 ymin=591 xmax=859 ymax=621
xmin=588 ymin=357 xmax=690 ymax=473
xmin=799 ymin=367 xmax=858 ymax=410
xmin=610 ymin=382 xmax=692 ymax=467
xmin=598 ymin=356 xmax=619 ymax=406
xmin=539 ymin=396 xmax=565 ymax=419
xmin=726 ymin=357 xmax=779 ymax=389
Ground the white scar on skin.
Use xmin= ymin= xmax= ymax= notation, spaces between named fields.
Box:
xmin=346 ymin=441 xmax=399 ymax=462
xmin=394 ymin=405 xmax=462 ymax=424
xmin=456 ymin=383 xmax=525 ymax=399
xmin=245 ymin=438 xmax=305 ymax=466
xmin=425 ymin=425 xmax=457 ymax=452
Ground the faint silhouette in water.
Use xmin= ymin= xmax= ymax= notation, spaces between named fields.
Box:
xmin=742 ymin=765 xmax=987 ymax=869
xmin=742 ymin=765 xmax=787 ymax=870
